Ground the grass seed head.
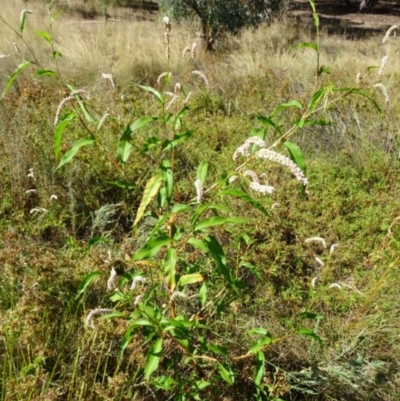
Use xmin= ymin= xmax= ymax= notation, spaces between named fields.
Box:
xmin=194 ymin=179 xmax=203 ymax=203
xmin=373 ymin=83 xmax=389 ymax=104
xmin=382 ymin=25 xmax=399 ymax=44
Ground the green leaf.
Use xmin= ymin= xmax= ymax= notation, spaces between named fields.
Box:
xmin=75 ymin=271 xmax=101 ymax=299
xmin=36 ymin=30 xmax=52 ymax=43
xmin=195 ymin=380 xmax=211 ymax=390
xmin=241 ymin=262 xmax=261 ymax=281
xmin=118 ymin=126 xmax=134 ymax=162
xmin=248 ymin=336 xmax=272 ymax=354
xmin=35 ymin=69 xmax=58 ymax=78
xmin=336 ymin=87 xmax=381 ymax=112
xmin=133 ymin=235 xmax=173 ymax=261
xmin=188 ymin=237 xmax=208 ymax=252
xmin=162 ymin=131 xmax=194 ymax=151
xmin=88 ymin=236 xmax=106 ymax=250
xmin=179 ymin=273 xmax=204 ymax=285
xmin=3 ymin=61 xmax=31 ymax=97
xmin=145 ymin=338 xmax=163 ymax=381
xmin=248 ymin=328 xmax=270 ymax=336
xmin=52 ymin=50 xmax=62 ymax=59
xmin=108 ymin=180 xmax=135 ymax=190
xmin=76 ymin=97 xmax=96 ymax=123
xmin=217 ymin=363 xmax=235 ymax=385
xmin=138 ymin=85 xmax=164 ymax=104
xmin=299 ymin=312 xmax=324 ymax=320
xmin=197 ymin=161 xmax=208 ymax=184
xmin=254 ymin=352 xmax=265 ymax=386
xmin=318 ymin=65 xmax=331 ymax=76
xmin=312 ymin=11 xmax=319 ymax=28
xmin=110 ymin=292 xmax=125 ymax=302
xmin=284 ymin=141 xmax=307 ymax=174
xmin=291 ymin=42 xmax=318 ymax=52
xmin=194 ymin=216 xmax=246 ymax=232
xmin=220 ymin=189 xmax=269 ymax=216
xmin=207 ymin=343 xmax=228 ymax=356
xmin=54 ymin=113 xmax=75 ymax=160
xmin=130 ymin=116 xmax=156 ymax=132
xmin=160 ymin=160 xmax=173 ymax=205
xmin=171 ymin=204 xmax=192 ymax=214
xmin=257 ymin=115 xmax=282 ymax=135
xmin=20 ymin=9 xmax=32 ymax=34
xmin=56 ymin=136 xmax=95 ymax=169
xmin=199 ymin=283 xmax=207 ymax=306
xmin=130 ymin=318 xmax=154 ymax=328
xmin=308 ymin=88 xmax=326 ymax=114
xmin=152 ymin=376 xmax=177 ymax=390
xmin=133 ymin=174 xmax=163 ymax=227
xmin=190 ymin=203 xmax=231 ymax=227
xmin=140 ymin=137 xmax=161 ymax=154
xmin=297 ymin=328 xmax=323 ymax=344
xmin=165 ymin=248 xmax=177 ymax=290
xmin=204 ymin=236 xmax=233 ymax=285
xmin=272 ymin=100 xmax=303 ymax=118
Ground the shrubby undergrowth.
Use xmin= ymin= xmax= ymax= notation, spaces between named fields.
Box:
xmin=1 ymin=1 xmax=400 ymax=401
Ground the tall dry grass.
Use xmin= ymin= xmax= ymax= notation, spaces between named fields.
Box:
xmin=2 ymin=0 xmax=399 ymax=93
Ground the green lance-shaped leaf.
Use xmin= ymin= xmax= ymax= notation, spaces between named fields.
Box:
xmin=54 ymin=113 xmax=76 ymax=160
xmin=75 ymin=271 xmax=101 ymax=299
xmin=76 ymin=97 xmax=96 ymax=124
xmin=254 ymin=351 xmax=265 ymax=386
xmin=197 ymin=160 xmax=208 ymax=184
xmin=308 ymin=88 xmax=326 ymax=114
xmin=118 ymin=124 xmax=134 ymax=163
xmin=257 ymin=115 xmax=282 ymax=136
xmin=271 ymin=100 xmax=303 ymax=118
xmin=309 ymin=0 xmax=317 ymax=13
xmin=20 ymin=9 xmax=32 ymax=34
xmin=297 ymin=328 xmax=323 ymax=344
xmin=162 ymin=130 xmax=194 ymax=151
xmin=138 ymin=84 xmax=164 ymax=104
xmin=199 ymin=282 xmax=207 ymax=306
xmin=194 ymin=216 xmax=246 ymax=232
xmin=248 ymin=336 xmax=273 ymax=354
xmin=118 ymin=117 xmax=156 ymax=162
xmin=312 ymin=11 xmax=320 ymax=28
xmin=36 ymin=30 xmax=52 ymax=44
xmin=133 ymin=235 xmax=173 ymax=261
xmin=284 ymin=141 xmax=307 ymax=174
xmin=335 ymin=87 xmax=381 ymax=112
xmin=3 ymin=61 xmax=31 ymax=97
xmin=284 ymin=141 xmax=307 ymax=197
xmin=217 ymin=362 xmax=235 ymax=385
xmin=35 ymin=69 xmax=58 ymax=78
xmin=56 ymin=136 xmax=95 ymax=169
xmin=204 ymin=236 xmax=234 ymax=285
xmin=220 ymin=189 xmax=269 ymax=217
xmin=145 ymin=338 xmax=163 ymax=381
xmin=188 ymin=237 xmax=208 ymax=252
xmin=165 ymin=247 xmax=177 ymax=291
xmin=133 ymin=174 xmax=163 ymax=227
xmin=300 ymin=311 xmax=324 ymax=320
xmin=160 ymin=160 xmax=173 ymax=205
xmin=130 ymin=116 xmax=156 ymax=132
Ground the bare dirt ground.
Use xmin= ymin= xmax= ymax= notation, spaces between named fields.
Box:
xmin=290 ymin=0 xmax=400 ymax=38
